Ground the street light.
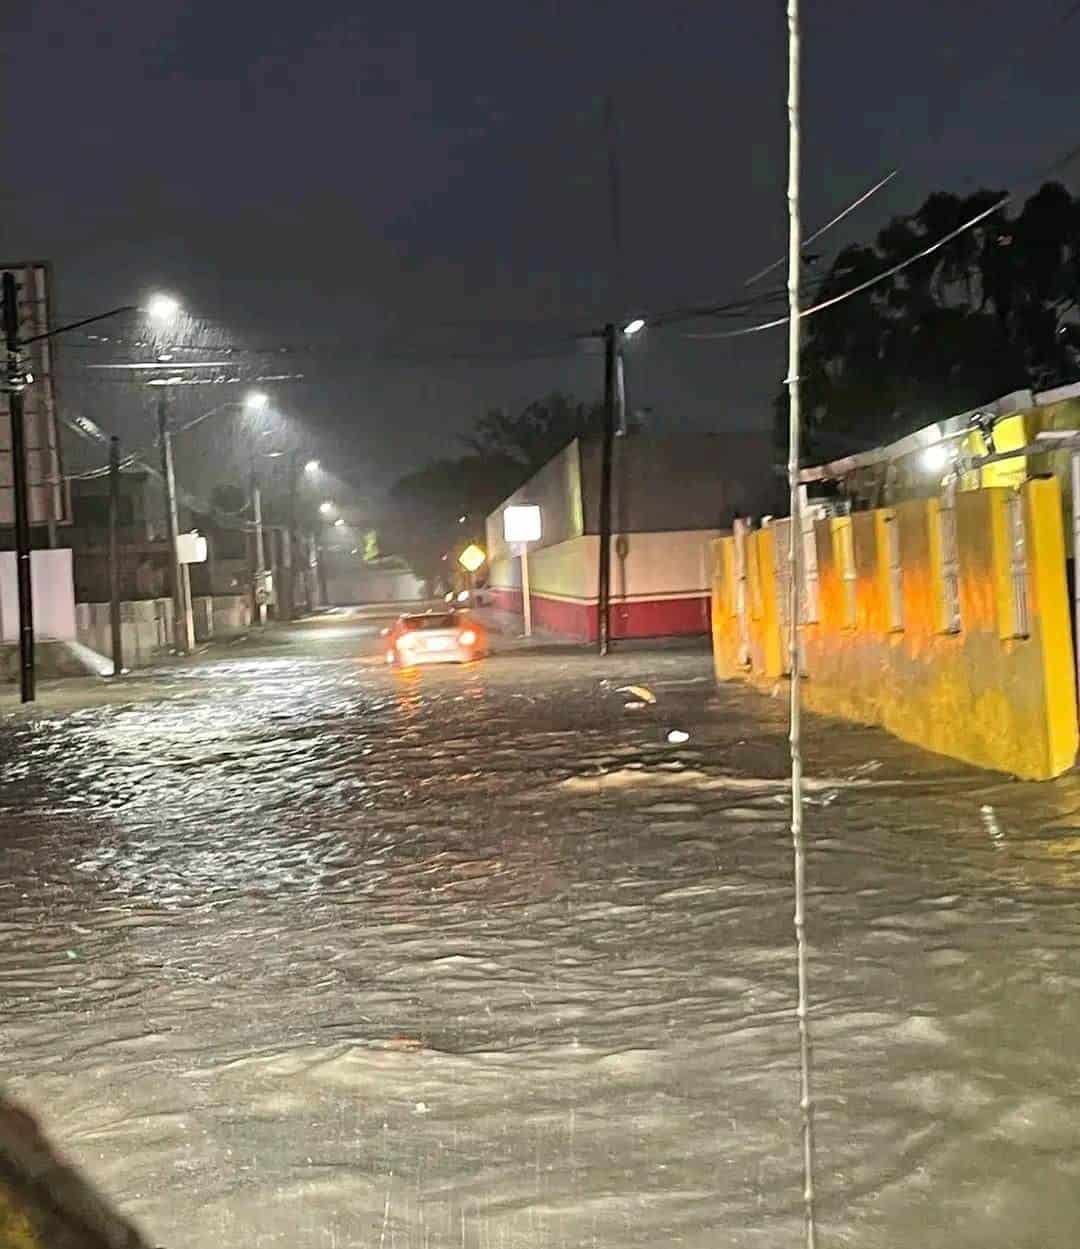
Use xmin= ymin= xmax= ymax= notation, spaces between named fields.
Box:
xmin=922 ymin=444 xmax=949 ymax=473
xmin=334 ymin=517 xmax=345 ymax=528
xmin=305 ymin=460 xmax=320 ymax=474
xmin=245 ymin=390 xmax=269 ymax=411
xmin=623 ymin=317 xmax=645 ymax=336
xmin=319 ymin=500 xmax=335 ymax=516
xmin=146 ymin=293 xmax=181 ymax=323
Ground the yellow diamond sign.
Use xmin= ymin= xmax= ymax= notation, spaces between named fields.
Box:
xmin=458 ymin=543 xmax=486 ymax=573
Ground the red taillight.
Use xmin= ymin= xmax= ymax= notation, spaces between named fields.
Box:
xmin=459 ymin=629 xmax=477 ymax=647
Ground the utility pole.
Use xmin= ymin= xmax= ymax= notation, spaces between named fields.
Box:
xmin=597 ymin=321 xmax=617 ymax=655
xmin=284 ymin=449 xmax=299 ymax=621
xmin=251 ymin=464 xmax=267 ymax=626
xmin=3 ymin=272 xmax=35 ymax=703
xmin=785 ymin=1 xmax=817 ymax=1247
xmin=108 ymin=436 xmax=123 ymax=675
xmin=157 ymin=395 xmax=195 ymax=653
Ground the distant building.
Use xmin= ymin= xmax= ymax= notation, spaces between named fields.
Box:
xmin=486 ymin=433 xmax=779 ymax=640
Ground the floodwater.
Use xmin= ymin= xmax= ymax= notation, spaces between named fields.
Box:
xmin=4 ymin=614 xmax=1080 ymax=1248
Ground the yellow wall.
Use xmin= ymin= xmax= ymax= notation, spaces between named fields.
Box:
xmin=711 ymin=477 xmax=1078 ymax=780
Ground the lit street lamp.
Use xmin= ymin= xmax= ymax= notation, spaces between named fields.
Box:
xmin=3 ymin=283 xmax=191 ymax=699
xmin=305 ymin=460 xmax=320 ymax=474
xmin=146 ymin=293 xmax=181 ymax=323
xmin=319 ymin=500 xmax=335 ymax=516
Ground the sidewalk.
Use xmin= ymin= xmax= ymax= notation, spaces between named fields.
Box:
xmin=474 ymin=606 xmax=712 ymax=660
xmin=0 ymin=623 xmax=296 ymax=717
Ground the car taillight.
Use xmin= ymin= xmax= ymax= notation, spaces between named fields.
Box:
xmin=459 ymin=629 xmax=477 ymax=647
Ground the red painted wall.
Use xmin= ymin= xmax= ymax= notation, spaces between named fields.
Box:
xmin=489 ymin=587 xmax=709 ymax=642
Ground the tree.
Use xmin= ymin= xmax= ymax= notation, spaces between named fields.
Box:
xmin=777 ymin=181 xmax=1080 ymax=462
xmin=468 ymin=392 xmax=604 ymax=468
xmin=380 ymin=392 xmax=605 ymax=581
xmin=380 ymin=453 xmax=524 ymax=585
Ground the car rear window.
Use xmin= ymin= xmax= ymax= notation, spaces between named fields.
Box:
xmin=402 ymin=614 xmax=457 ymax=630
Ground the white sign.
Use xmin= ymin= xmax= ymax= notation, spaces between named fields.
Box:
xmin=176 ymin=531 xmax=208 ymax=564
xmin=503 ymin=504 xmax=541 ymax=544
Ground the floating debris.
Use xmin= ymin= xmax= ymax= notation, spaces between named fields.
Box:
xmin=616 ymin=685 xmax=656 ymax=704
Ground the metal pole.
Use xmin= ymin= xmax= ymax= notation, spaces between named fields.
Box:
xmin=785 ymin=0 xmax=817 ymax=1246
xmin=108 ymin=436 xmax=123 ymax=675
xmin=285 ymin=449 xmax=299 ymax=621
xmin=615 ymin=349 xmax=628 ymax=436
xmin=3 ymin=272 xmax=35 ymax=703
xmin=314 ymin=534 xmax=326 ymax=609
xmin=157 ymin=395 xmax=194 ymax=653
xmin=521 ymin=543 xmax=532 ymax=638
xmin=252 ymin=473 xmax=267 ymax=626
xmin=1071 ymin=451 xmax=1080 ymax=716
xmin=597 ymin=322 xmax=617 ymax=654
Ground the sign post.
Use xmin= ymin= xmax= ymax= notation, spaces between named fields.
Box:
xmin=503 ymin=505 xmax=542 ymax=638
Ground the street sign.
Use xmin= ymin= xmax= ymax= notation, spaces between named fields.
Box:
xmin=458 ymin=543 xmax=486 ymax=573
xmin=0 ymin=262 xmax=65 ymax=527
xmin=176 ymin=531 xmax=208 ymax=564
xmin=503 ymin=504 xmax=541 ymax=544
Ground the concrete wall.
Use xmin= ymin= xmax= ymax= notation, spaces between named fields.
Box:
xmin=77 ymin=598 xmax=175 ymax=668
xmin=490 ymin=528 xmax=719 ymax=641
xmin=324 ymin=568 xmax=426 ymax=606
xmin=711 ymin=478 xmax=1078 ymax=780
xmin=76 ymin=594 xmax=252 ymax=667
xmin=579 ymin=433 xmax=778 ymax=534
xmin=487 ymin=441 xmax=584 ymax=566
xmin=0 ymin=549 xmax=76 ymax=642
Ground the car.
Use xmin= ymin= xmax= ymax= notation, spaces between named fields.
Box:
xmin=384 ymin=610 xmax=488 ymax=667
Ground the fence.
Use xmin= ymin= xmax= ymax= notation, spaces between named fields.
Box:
xmin=711 ymin=477 xmax=1078 ymax=780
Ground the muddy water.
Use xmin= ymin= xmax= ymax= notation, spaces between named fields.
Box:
xmin=3 ymin=631 xmax=1080 ymax=1248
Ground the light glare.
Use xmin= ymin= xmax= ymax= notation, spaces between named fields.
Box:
xmin=146 ymin=293 xmax=180 ymax=322
xmin=922 ymin=444 xmax=949 ymax=473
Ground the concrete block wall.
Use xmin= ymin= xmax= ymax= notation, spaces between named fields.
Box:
xmin=712 ymin=477 xmax=1079 ymax=780
xmin=488 ymin=529 xmax=719 ymax=641
xmin=76 ymin=598 xmax=175 ymax=668
xmin=75 ymin=595 xmax=252 ymax=667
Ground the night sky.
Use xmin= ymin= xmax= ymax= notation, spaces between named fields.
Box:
xmin=4 ymin=1 xmax=1080 ymax=492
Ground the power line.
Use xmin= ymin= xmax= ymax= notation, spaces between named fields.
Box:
xmin=57 ymin=407 xmax=258 ymax=532
xmin=676 ymin=132 xmax=1080 ymax=343
xmin=742 ymin=169 xmax=899 ymax=288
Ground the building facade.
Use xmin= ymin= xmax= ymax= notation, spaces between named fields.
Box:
xmin=486 ymin=433 xmax=778 ymax=640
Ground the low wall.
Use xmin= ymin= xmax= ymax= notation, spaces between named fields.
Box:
xmin=489 ymin=531 xmax=716 ymax=641
xmin=76 ymin=598 xmax=175 ymax=668
xmin=712 ymin=478 xmax=1078 ymax=780
xmin=75 ymin=595 xmax=252 ymax=667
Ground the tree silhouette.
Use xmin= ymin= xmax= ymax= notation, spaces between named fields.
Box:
xmin=777 ymin=181 xmax=1080 ymax=462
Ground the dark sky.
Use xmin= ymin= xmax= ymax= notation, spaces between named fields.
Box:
xmin=4 ymin=0 xmax=1080 ymax=492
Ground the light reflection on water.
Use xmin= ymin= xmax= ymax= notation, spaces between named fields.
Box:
xmin=3 ymin=639 xmax=1080 ymax=1247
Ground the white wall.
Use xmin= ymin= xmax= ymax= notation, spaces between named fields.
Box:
xmin=0 ymin=549 xmax=77 ymax=642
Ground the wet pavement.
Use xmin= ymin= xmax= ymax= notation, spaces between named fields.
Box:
xmin=4 ymin=609 xmax=1080 ymax=1248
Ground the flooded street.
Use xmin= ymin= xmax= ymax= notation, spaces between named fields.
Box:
xmin=4 ymin=612 xmax=1080 ymax=1248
